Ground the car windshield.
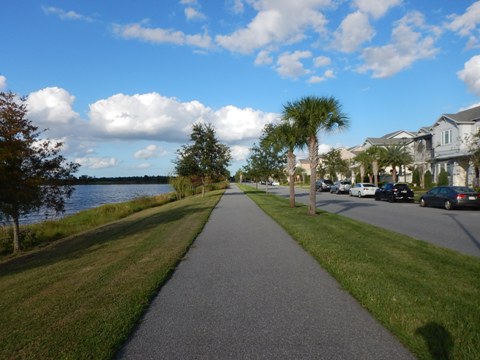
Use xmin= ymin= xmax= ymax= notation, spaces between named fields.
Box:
xmin=363 ymin=184 xmax=375 ymax=187
xmin=395 ymin=184 xmax=409 ymax=190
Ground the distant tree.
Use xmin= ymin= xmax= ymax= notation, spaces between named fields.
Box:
xmin=282 ymin=96 xmax=349 ymax=215
xmin=0 ymin=91 xmax=79 ymax=253
xmin=322 ymin=148 xmax=348 ymax=180
xmin=438 ymin=168 xmax=449 ymax=186
xmin=264 ymin=121 xmax=304 ymax=207
xmin=381 ymin=144 xmax=413 ymax=183
xmin=412 ymin=168 xmax=421 ymax=187
xmin=174 ymin=123 xmax=231 ymax=197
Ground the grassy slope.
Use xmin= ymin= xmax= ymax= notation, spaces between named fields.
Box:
xmin=0 ymin=191 xmax=223 ymax=360
xmin=240 ymin=185 xmax=480 ymax=360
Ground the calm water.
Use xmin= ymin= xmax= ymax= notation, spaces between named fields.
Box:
xmin=20 ymin=184 xmax=173 ymax=224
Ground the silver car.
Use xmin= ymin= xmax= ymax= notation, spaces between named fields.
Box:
xmin=330 ymin=180 xmax=352 ymax=194
xmin=349 ymin=183 xmax=378 ymax=198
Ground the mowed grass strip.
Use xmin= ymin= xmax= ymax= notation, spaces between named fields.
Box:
xmin=239 ymin=185 xmax=480 ymax=360
xmin=0 ymin=190 xmax=223 ymax=360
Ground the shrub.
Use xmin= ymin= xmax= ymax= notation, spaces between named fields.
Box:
xmin=412 ymin=168 xmax=420 ymax=187
xmin=438 ymin=168 xmax=449 ymax=186
xmin=424 ymin=170 xmax=433 ymax=189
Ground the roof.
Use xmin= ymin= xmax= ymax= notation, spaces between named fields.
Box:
xmin=381 ymin=130 xmax=415 ymax=139
xmin=364 ymin=137 xmax=413 ymax=146
xmin=444 ymin=105 xmax=480 ymax=124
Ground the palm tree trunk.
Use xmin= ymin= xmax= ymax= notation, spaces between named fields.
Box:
xmin=287 ymin=151 xmax=296 ymax=208
xmin=372 ymin=160 xmax=379 ymax=187
xmin=308 ymin=137 xmax=319 ymax=215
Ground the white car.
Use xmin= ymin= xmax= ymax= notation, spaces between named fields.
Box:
xmin=349 ymin=183 xmax=378 ymax=198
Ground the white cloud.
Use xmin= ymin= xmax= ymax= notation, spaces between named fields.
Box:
xmin=446 ymin=1 xmax=480 ymax=49
xmin=215 ymin=0 xmax=330 ymax=54
xmin=213 ymin=105 xmax=278 ymax=142
xmin=457 ymin=55 xmax=480 ymax=96
xmin=255 ymin=50 xmax=274 ymax=65
xmin=88 ymin=92 xmax=277 ymax=144
xmin=357 ymin=11 xmax=439 ymax=78
xmin=313 ymin=56 xmax=331 ymax=67
xmin=276 ymin=50 xmax=312 ymax=79
xmin=353 ymin=0 xmax=402 ymax=19
xmin=75 ymin=157 xmax=118 ymax=169
xmin=228 ymin=0 xmax=245 ymax=14
xmin=308 ymin=69 xmax=335 ymax=83
xmin=0 ymin=75 xmax=6 ymax=90
xmin=27 ymin=87 xmax=80 ymax=125
xmin=42 ymin=6 xmax=93 ymax=22
xmin=230 ymin=145 xmax=251 ymax=162
xmin=134 ymin=144 xmax=168 ymax=159
xmin=333 ymin=11 xmax=374 ymax=52
xmin=185 ymin=7 xmax=206 ymax=21
xmin=112 ymin=22 xmax=213 ymax=49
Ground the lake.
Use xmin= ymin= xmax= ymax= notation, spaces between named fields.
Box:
xmin=20 ymin=184 xmax=173 ymax=224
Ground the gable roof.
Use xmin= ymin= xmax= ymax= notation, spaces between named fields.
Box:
xmin=381 ymin=130 xmax=415 ymax=139
xmin=364 ymin=137 xmax=413 ymax=147
xmin=433 ymin=105 xmax=480 ymax=127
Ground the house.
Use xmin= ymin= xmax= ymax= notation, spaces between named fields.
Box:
xmin=426 ymin=106 xmax=480 ymax=186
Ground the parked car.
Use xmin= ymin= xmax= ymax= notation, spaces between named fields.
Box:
xmin=374 ymin=183 xmax=414 ymax=202
xmin=330 ymin=180 xmax=351 ymax=194
xmin=316 ymin=179 xmax=333 ymax=192
xmin=349 ymin=183 xmax=378 ymax=198
xmin=419 ymin=186 xmax=480 ymax=210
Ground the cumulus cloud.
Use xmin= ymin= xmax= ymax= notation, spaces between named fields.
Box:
xmin=353 ymin=0 xmax=402 ymax=19
xmin=255 ymin=50 xmax=274 ymax=65
xmin=88 ymin=92 xmax=277 ymax=144
xmin=27 ymin=87 xmax=80 ymax=125
xmin=230 ymin=145 xmax=251 ymax=162
xmin=308 ymin=69 xmax=335 ymax=83
xmin=313 ymin=56 xmax=331 ymax=67
xmin=75 ymin=157 xmax=118 ymax=169
xmin=134 ymin=144 xmax=168 ymax=159
xmin=276 ymin=50 xmax=312 ymax=79
xmin=457 ymin=55 xmax=480 ymax=96
xmin=112 ymin=22 xmax=213 ymax=49
xmin=357 ymin=11 xmax=439 ymax=78
xmin=446 ymin=1 xmax=480 ymax=49
xmin=0 ymin=75 xmax=6 ymax=90
xmin=333 ymin=11 xmax=374 ymax=52
xmin=215 ymin=0 xmax=330 ymax=54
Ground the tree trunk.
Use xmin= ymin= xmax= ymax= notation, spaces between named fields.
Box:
xmin=360 ymin=164 xmax=365 ymax=183
xmin=308 ymin=137 xmax=319 ymax=215
xmin=372 ymin=160 xmax=379 ymax=187
xmin=13 ymin=217 xmax=20 ymax=253
xmin=287 ymin=151 xmax=296 ymax=208
xmin=392 ymin=166 xmax=397 ymax=183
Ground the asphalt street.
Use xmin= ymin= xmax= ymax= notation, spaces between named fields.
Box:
xmin=265 ymin=185 xmax=480 ymax=258
xmin=116 ymin=185 xmax=414 ymax=359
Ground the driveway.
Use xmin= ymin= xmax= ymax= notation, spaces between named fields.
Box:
xmin=264 ymin=185 xmax=480 ymax=258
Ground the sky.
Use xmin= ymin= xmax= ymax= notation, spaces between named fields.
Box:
xmin=1 ymin=0 xmax=480 ymax=177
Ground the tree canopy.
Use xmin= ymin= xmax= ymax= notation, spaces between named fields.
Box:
xmin=0 ymin=91 xmax=79 ymax=253
xmin=174 ymin=122 xmax=231 ymax=196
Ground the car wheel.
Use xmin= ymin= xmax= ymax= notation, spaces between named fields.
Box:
xmin=374 ymin=195 xmax=379 ymax=201
xmin=349 ymin=191 xmax=353 ymax=197
xmin=358 ymin=192 xmax=362 ymax=198
xmin=444 ymin=200 xmax=453 ymax=210
xmin=388 ymin=195 xmax=395 ymax=203
xmin=419 ymin=198 xmax=427 ymax=207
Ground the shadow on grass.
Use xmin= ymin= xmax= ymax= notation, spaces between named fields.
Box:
xmin=0 ymin=200 xmax=211 ymax=276
xmin=416 ymin=322 xmax=453 ymax=360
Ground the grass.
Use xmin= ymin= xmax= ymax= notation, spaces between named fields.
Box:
xmin=0 ymin=193 xmax=178 ymax=257
xmin=239 ymin=184 xmax=480 ymax=360
xmin=0 ymin=190 xmax=223 ymax=360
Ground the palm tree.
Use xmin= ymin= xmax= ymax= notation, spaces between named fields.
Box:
xmin=381 ymin=144 xmax=413 ymax=183
xmin=265 ymin=121 xmax=305 ymax=207
xmin=365 ymin=145 xmax=384 ymax=186
xmin=282 ymin=96 xmax=349 ymax=215
xmin=353 ymin=151 xmax=371 ymax=183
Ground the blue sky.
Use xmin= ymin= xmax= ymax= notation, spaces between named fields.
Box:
xmin=1 ymin=0 xmax=479 ymax=177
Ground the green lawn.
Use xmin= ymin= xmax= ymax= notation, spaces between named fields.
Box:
xmin=239 ymin=184 xmax=480 ymax=360
xmin=0 ymin=191 xmax=223 ymax=359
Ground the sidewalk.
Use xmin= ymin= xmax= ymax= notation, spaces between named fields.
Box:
xmin=117 ymin=185 xmax=414 ymax=359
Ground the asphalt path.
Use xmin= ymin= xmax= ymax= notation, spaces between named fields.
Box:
xmin=117 ymin=185 xmax=414 ymax=359
xmin=265 ymin=185 xmax=480 ymax=258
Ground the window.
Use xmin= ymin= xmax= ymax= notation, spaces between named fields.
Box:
xmin=441 ymin=129 xmax=452 ymax=145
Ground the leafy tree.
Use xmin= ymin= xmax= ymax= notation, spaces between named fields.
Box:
xmin=354 ymin=151 xmax=371 ymax=183
xmin=322 ymin=148 xmax=348 ymax=180
xmin=246 ymin=125 xmax=287 ymax=192
xmin=174 ymin=123 xmax=231 ymax=197
xmin=282 ymin=96 xmax=348 ymax=215
xmin=412 ymin=167 xmax=421 ymax=187
xmin=264 ymin=121 xmax=304 ymax=207
xmin=0 ymin=91 xmax=79 ymax=253
xmin=438 ymin=168 xmax=449 ymax=186
xmin=380 ymin=144 xmax=413 ymax=183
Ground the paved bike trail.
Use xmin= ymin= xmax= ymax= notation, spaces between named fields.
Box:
xmin=116 ymin=184 xmax=414 ymax=359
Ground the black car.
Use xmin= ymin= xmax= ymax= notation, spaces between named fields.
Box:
xmin=316 ymin=179 xmax=333 ymax=192
xmin=419 ymin=186 xmax=480 ymax=210
xmin=375 ymin=183 xmax=414 ymax=202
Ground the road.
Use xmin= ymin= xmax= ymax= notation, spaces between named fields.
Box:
xmin=263 ymin=185 xmax=480 ymax=258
